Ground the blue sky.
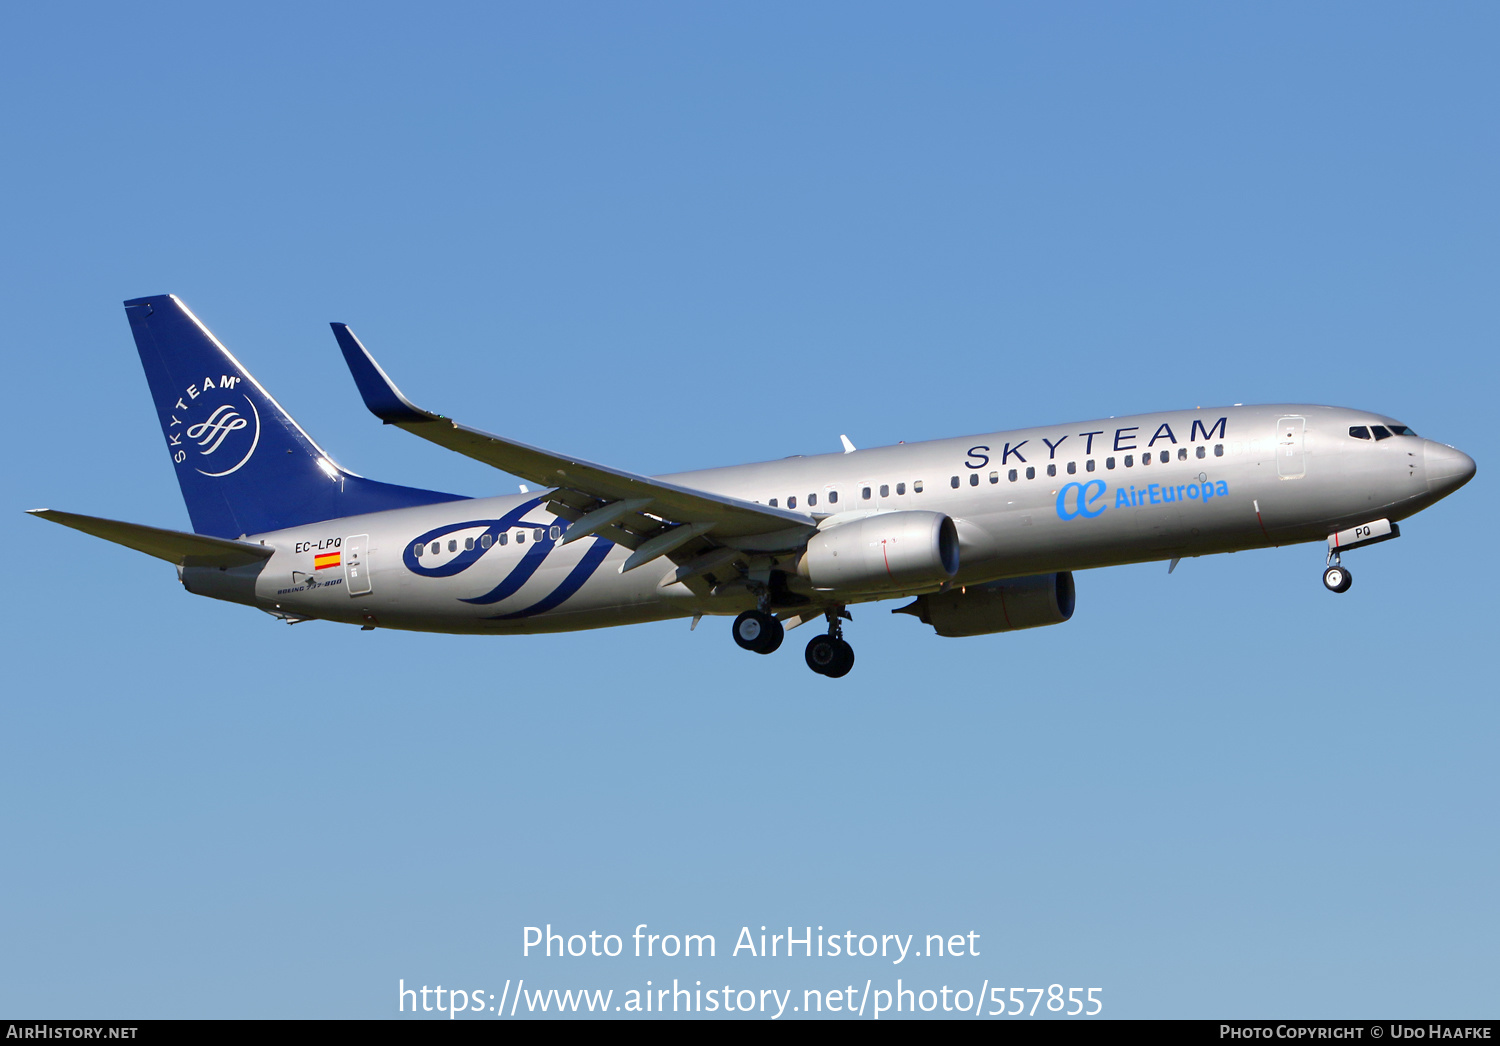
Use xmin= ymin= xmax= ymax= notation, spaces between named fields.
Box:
xmin=3 ymin=2 xmax=1495 ymax=1019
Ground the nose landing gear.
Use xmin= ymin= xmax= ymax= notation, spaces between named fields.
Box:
xmin=805 ymin=608 xmax=855 ymax=678
xmin=1323 ymin=550 xmax=1353 ymax=593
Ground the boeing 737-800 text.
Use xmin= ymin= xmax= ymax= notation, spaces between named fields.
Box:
xmin=30 ymin=295 xmax=1477 ymax=677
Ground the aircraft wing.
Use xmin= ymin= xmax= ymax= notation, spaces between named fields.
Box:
xmin=332 ymin=325 xmax=817 ymax=578
xmin=28 ymin=509 xmax=274 ymax=568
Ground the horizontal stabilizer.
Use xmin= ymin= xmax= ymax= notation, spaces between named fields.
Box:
xmin=28 ymin=509 xmax=274 ymax=568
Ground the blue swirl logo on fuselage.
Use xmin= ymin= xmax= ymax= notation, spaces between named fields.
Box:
xmin=402 ymin=497 xmax=614 ymax=619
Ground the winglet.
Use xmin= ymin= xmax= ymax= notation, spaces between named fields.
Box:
xmin=330 ymin=323 xmax=437 ymax=425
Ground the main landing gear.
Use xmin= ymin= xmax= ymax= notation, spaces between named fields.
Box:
xmin=730 ymin=603 xmax=856 ymax=676
xmin=1323 ymin=550 xmax=1353 ymax=594
xmin=805 ymin=608 xmax=854 ymax=678
xmin=731 ymin=609 xmax=784 ymax=654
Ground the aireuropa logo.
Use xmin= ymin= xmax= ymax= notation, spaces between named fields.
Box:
xmin=1055 ymin=477 xmax=1232 ymax=521
xmin=163 ymin=374 xmax=261 ymax=477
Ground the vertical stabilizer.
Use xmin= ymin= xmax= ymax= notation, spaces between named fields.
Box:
xmin=124 ymin=295 xmax=465 ymax=538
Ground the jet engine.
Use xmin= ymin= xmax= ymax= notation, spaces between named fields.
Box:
xmin=895 ymin=571 xmax=1075 ymax=637
xmin=798 ymin=511 xmax=959 ymax=595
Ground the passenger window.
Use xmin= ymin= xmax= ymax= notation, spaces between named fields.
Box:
xmin=516 ymin=531 xmax=525 ymax=544
xmin=1086 ymin=459 xmax=1096 ymax=472
xmin=1141 ymin=453 xmax=1150 ymax=466
xmin=950 ymin=476 xmax=959 ymax=489
xmin=1372 ymin=426 xmax=1392 ymax=440
xmin=1106 ymin=457 xmax=1116 ymax=470
xmin=1160 ymin=451 xmax=1170 ymax=463
xmin=481 ymin=534 xmax=492 ymax=548
xmin=788 ymin=496 xmax=797 ymax=509
xmin=896 ymin=483 xmax=906 ymax=495
xmin=1177 ymin=447 xmax=1187 ymax=460
xmin=1124 ymin=455 xmax=1134 ymax=467
xmin=808 ymin=493 xmax=818 ymax=506
xmin=1008 ymin=468 xmax=1018 ymax=481
xmin=498 ymin=532 xmax=508 ymax=545
xmin=447 ymin=540 xmax=457 ymax=552
xmin=988 ymin=471 xmax=998 ymax=484
xmin=1349 ymin=426 xmax=1370 ymax=439
xmin=1046 ymin=464 xmax=1056 ymax=477
xmin=1067 ymin=461 xmax=1077 ymax=474
xmin=968 ymin=474 xmax=978 ymax=486
xmin=1196 ymin=445 xmax=1206 ymax=459
xmin=881 ymin=485 xmax=890 ymax=497
xmin=1026 ymin=466 xmax=1036 ymax=479
xmin=549 ymin=526 xmax=561 ymax=540
xmin=830 ymin=490 xmax=840 ymax=502
xmin=1214 ymin=444 xmax=1224 ymax=456
xmin=465 ymin=537 xmax=474 ymax=550
xmin=534 ymin=529 xmax=545 ymax=541
xmin=431 ymin=542 xmax=440 ymax=555
xmin=414 ymin=543 xmax=424 ymax=557
xmin=861 ymin=487 xmax=871 ymax=500
xmin=911 ymin=482 xmax=921 ymax=494
xmin=770 ymin=498 xmax=779 ymax=507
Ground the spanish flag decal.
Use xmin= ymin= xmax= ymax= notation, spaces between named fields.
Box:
xmin=314 ymin=552 xmax=342 ymax=570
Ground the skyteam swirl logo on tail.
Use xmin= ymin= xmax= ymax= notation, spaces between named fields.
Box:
xmin=403 ymin=497 xmax=614 ymax=620
xmin=188 ymin=404 xmax=248 ymax=454
xmin=162 ymin=374 xmax=261 ymax=477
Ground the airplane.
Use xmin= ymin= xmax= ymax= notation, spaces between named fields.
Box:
xmin=30 ymin=294 xmax=1476 ymax=678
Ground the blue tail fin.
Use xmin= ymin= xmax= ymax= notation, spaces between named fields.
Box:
xmin=125 ymin=294 xmax=466 ymax=539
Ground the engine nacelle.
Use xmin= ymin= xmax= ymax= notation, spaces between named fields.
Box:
xmin=798 ymin=511 xmax=960 ymax=595
xmin=896 ymin=571 xmax=1076 ymax=637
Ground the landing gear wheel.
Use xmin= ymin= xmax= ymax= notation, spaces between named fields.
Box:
xmin=805 ymin=634 xmax=836 ymax=673
xmin=826 ymin=638 xmax=854 ymax=678
xmin=732 ymin=610 xmax=784 ymax=654
xmin=805 ymin=635 xmax=855 ymax=677
xmin=1322 ymin=564 xmax=1352 ymax=593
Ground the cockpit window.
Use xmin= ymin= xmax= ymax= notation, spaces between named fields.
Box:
xmin=1349 ymin=426 xmax=1371 ymax=439
xmin=1388 ymin=425 xmax=1417 ymax=436
xmin=1372 ymin=425 xmax=1392 ymax=440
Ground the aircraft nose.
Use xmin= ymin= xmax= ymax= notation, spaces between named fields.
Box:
xmin=1425 ymin=441 xmax=1476 ymax=497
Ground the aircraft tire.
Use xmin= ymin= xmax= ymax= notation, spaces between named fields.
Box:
xmin=1322 ymin=565 xmax=1352 ymax=593
xmin=758 ymin=616 xmax=785 ymax=654
xmin=825 ymin=638 xmax=855 ymax=678
xmin=805 ymin=634 xmax=836 ymax=674
xmin=806 ymin=634 xmax=854 ymax=676
xmin=733 ymin=610 xmax=783 ymax=654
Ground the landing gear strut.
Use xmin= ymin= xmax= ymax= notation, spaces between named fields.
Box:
xmin=805 ymin=607 xmax=855 ymax=678
xmin=1323 ymin=550 xmax=1353 ymax=594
